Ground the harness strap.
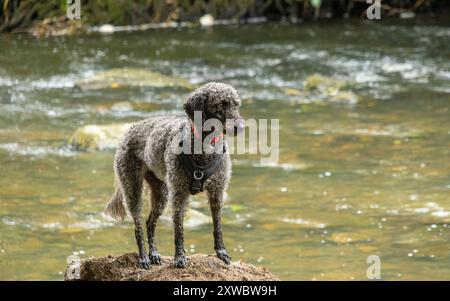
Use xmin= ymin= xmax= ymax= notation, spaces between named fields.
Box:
xmin=179 ymin=121 xmax=226 ymax=195
xmin=179 ymin=150 xmax=225 ymax=195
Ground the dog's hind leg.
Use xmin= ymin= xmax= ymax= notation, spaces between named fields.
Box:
xmin=115 ymin=151 xmax=150 ymax=269
xmin=144 ymin=170 xmax=168 ymax=265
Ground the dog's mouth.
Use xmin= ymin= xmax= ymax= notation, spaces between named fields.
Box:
xmin=203 ymin=115 xmax=245 ymax=137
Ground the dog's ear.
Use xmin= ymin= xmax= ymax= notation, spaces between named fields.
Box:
xmin=183 ymin=100 xmax=193 ymax=118
xmin=184 ymin=93 xmax=207 ymax=120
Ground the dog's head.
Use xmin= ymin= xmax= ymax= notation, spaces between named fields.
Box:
xmin=183 ymin=82 xmax=244 ymax=136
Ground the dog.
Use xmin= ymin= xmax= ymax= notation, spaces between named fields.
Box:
xmin=105 ymin=82 xmax=244 ymax=268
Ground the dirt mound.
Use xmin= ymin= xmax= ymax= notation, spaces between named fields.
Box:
xmin=64 ymin=253 xmax=279 ymax=281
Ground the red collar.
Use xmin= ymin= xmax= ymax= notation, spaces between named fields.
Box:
xmin=191 ymin=124 xmax=223 ymax=145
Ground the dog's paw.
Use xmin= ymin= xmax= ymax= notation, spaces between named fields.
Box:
xmin=149 ymin=251 xmax=162 ymax=265
xmin=216 ymin=249 xmax=231 ymax=265
xmin=137 ymin=256 xmax=151 ymax=270
xmin=174 ymin=254 xmax=187 ymax=268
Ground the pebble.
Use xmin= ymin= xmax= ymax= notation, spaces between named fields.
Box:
xmin=199 ymin=14 xmax=214 ymax=27
xmin=98 ymin=24 xmax=115 ymax=34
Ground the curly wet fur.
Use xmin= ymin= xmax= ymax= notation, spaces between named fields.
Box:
xmin=105 ymin=82 xmax=242 ymax=268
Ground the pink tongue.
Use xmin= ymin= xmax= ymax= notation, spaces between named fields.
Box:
xmin=211 ymin=134 xmax=223 ymax=144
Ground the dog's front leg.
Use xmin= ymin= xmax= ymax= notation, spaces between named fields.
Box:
xmin=208 ymin=190 xmax=231 ymax=265
xmin=172 ymin=191 xmax=189 ymax=268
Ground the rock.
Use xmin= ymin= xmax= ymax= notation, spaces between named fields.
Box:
xmin=64 ymin=253 xmax=279 ymax=281
xmin=304 ymin=74 xmax=345 ymax=93
xmin=282 ymin=87 xmax=303 ymax=96
xmin=74 ymin=68 xmax=194 ymax=91
xmin=301 ymin=74 xmax=363 ymax=105
xmin=69 ymin=123 xmax=133 ymax=151
xmin=98 ymin=24 xmax=115 ymax=34
xmin=199 ymin=14 xmax=214 ymax=27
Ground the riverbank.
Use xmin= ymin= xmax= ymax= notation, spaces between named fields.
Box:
xmin=1 ymin=0 xmax=449 ymax=36
xmin=64 ymin=253 xmax=279 ymax=281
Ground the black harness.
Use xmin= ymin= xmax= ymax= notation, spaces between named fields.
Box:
xmin=178 ymin=129 xmax=225 ymax=195
xmin=179 ymin=151 xmax=224 ymax=195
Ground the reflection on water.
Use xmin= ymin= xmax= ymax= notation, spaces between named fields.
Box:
xmin=0 ymin=21 xmax=449 ymax=280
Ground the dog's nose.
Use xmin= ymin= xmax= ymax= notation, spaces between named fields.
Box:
xmin=234 ymin=119 xmax=245 ymax=134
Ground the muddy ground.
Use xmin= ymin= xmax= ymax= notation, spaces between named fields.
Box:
xmin=64 ymin=253 xmax=279 ymax=281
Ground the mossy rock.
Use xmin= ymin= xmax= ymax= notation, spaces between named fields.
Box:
xmin=69 ymin=123 xmax=133 ymax=151
xmin=286 ymin=74 xmax=362 ymax=105
xmin=304 ymin=74 xmax=345 ymax=94
xmin=74 ymin=68 xmax=195 ymax=91
xmin=282 ymin=87 xmax=304 ymax=96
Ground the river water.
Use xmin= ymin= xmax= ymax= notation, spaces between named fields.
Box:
xmin=0 ymin=20 xmax=449 ymax=280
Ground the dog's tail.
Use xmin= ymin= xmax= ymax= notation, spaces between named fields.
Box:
xmin=104 ymin=176 xmax=128 ymax=221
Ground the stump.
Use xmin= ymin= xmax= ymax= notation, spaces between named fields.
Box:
xmin=64 ymin=253 xmax=279 ymax=281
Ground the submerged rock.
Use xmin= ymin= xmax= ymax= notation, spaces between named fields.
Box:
xmin=283 ymin=74 xmax=361 ymax=105
xmin=282 ymin=87 xmax=304 ymax=96
xmin=64 ymin=253 xmax=278 ymax=281
xmin=304 ymin=74 xmax=345 ymax=93
xmin=75 ymin=68 xmax=194 ymax=91
xmin=69 ymin=123 xmax=133 ymax=151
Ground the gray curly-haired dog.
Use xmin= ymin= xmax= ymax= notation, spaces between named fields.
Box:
xmin=105 ymin=82 xmax=244 ymax=269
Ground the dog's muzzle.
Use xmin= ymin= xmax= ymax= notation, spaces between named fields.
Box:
xmin=226 ymin=118 xmax=245 ymax=136
xmin=234 ymin=119 xmax=245 ymax=135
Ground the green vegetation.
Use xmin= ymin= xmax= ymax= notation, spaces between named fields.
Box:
xmin=1 ymin=0 xmax=448 ymax=33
